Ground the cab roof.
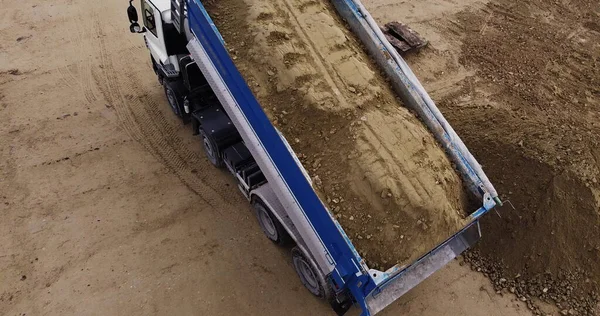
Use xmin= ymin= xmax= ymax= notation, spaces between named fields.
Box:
xmin=151 ymin=0 xmax=171 ymax=13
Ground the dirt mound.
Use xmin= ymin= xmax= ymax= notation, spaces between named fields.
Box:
xmin=451 ymin=0 xmax=600 ymax=282
xmin=451 ymin=0 xmax=600 ymax=312
xmin=460 ymin=140 xmax=600 ymax=315
xmin=205 ymin=0 xmax=471 ymax=270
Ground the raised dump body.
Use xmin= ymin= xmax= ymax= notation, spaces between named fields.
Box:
xmin=205 ymin=0 xmax=470 ymax=271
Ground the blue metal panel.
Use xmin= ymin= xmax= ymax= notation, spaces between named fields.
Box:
xmin=185 ymin=0 xmax=374 ymax=299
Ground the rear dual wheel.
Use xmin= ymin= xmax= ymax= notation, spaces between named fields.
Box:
xmin=252 ymin=198 xmax=332 ymax=301
xmin=252 ymin=198 xmax=291 ymax=246
xmin=292 ymin=247 xmax=333 ymax=301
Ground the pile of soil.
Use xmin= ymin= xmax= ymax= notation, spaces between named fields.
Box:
xmin=364 ymin=0 xmax=599 ymax=313
xmin=205 ymin=0 xmax=471 ymax=270
xmin=454 ymin=1 xmax=600 ymax=313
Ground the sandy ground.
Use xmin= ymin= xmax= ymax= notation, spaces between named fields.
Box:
xmin=0 ymin=0 xmax=554 ymax=315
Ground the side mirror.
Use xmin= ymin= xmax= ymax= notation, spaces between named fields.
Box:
xmin=129 ymin=22 xmax=146 ymax=33
xmin=127 ymin=1 xmax=139 ymax=23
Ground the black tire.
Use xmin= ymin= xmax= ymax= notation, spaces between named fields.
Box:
xmin=164 ymin=80 xmax=184 ymax=118
xmin=252 ymin=198 xmax=292 ymax=246
xmin=199 ymin=128 xmax=223 ymax=168
xmin=291 ymin=247 xmax=333 ymax=301
xmin=151 ymin=56 xmax=159 ymax=76
xmin=151 ymin=56 xmax=165 ymax=85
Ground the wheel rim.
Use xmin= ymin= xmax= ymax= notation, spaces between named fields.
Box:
xmin=166 ymin=88 xmax=178 ymax=112
xmin=257 ymin=204 xmax=277 ymax=240
xmin=201 ymin=131 xmax=218 ymax=164
xmin=295 ymin=255 xmax=320 ymax=296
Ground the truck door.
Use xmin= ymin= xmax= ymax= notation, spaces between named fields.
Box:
xmin=141 ymin=0 xmax=168 ymax=64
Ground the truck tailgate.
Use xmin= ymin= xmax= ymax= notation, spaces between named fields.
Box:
xmin=365 ymin=222 xmax=481 ymax=314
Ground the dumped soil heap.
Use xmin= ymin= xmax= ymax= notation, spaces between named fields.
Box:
xmin=362 ymin=0 xmax=600 ymax=313
xmin=205 ymin=0 xmax=471 ymax=270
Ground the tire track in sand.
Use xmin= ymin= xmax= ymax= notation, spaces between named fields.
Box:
xmin=89 ymin=12 xmax=246 ymax=212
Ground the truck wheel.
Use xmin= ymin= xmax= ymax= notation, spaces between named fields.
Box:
xmin=199 ymin=128 xmax=223 ymax=168
xmin=252 ymin=198 xmax=292 ymax=246
xmin=151 ymin=56 xmax=159 ymax=77
xmin=291 ymin=247 xmax=332 ymax=300
xmin=164 ymin=80 xmax=184 ymax=118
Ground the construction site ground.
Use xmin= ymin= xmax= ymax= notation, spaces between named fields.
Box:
xmin=0 ymin=1 xmax=597 ymax=316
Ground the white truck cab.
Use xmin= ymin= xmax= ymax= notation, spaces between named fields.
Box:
xmin=140 ymin=0 xmax=170 ymax=66
xmin=129 ymin=0 xmax=192 ymax=75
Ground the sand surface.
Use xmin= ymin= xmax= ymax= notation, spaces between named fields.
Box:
xmin=206 ymin=0 xmax=470 ymax=270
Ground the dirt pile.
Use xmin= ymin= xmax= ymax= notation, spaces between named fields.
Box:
xmin=452 ymin=0 xmax=600 ymax=290
xmin=453 ymin=0 xmax=600 ymax=312
xmin=464 ymin=250 xmax=598 ymax=316
xmin=205 ymin=0 xmax=471 ymax=270
xmin=363 ymin=0 xmax=600 ymax=313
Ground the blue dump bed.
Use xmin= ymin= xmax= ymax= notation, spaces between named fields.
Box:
xmin=186 ymin=0 xmax=499 ymax=314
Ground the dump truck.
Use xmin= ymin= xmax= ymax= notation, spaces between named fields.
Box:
xmin=125 ymin=0 xmax=501 ymax=314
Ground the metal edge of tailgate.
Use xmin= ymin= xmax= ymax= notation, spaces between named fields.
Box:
xmin=365 ymin=221 xmax=481 ymax=315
